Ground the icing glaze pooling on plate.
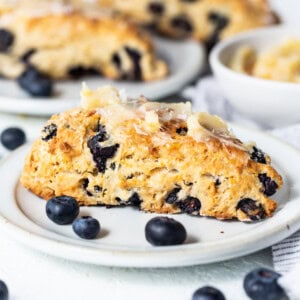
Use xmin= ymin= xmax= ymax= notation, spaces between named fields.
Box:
xmin=81 ymin=85 xmax=248 ymax=151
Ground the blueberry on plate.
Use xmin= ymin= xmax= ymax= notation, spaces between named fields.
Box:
xmin=46 ymin=196 xmax=79 ymax=225
xmin=0 ymin=280 xmax=8 ymax=300
xmin=0 ymin=127 xmax=26 ymax=150
xmin=244 ymin=267 xmax=287 ymax=300
xmin=17 ymin=66 xmax=53 ymax=97
xmin=145 ymin=216 xmax=187 ymax=246
xmin=72 ymin=216 xmax=100 ymax=239
xmin=192 ymin=286 xmax=225 ymax=300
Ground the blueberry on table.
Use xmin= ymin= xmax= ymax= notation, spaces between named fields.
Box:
xmin=0 ymin=127 xmax=26 ymax=150
xmin=145 ymin=216 xmax=187 ymax=246
xmin=0 ymin=280 xmax=8 ymax=300
xmin=46 ymin=196 xmax=79 ymax=225
xmin=192 ymin=286 xmax=226 ymax=300
xmin=72 ymin=216 xmax=100 ymax=239
xmin=244 ymin=267 xmax=287 ymax=300
xmin=17 ymin=66 xmax=53 ymax=97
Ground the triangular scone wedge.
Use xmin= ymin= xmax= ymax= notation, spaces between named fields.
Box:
xmin=0 ymin=1 xmax=167 ymax=81
xmin=21 ymin=86 xmax=283 ymax=222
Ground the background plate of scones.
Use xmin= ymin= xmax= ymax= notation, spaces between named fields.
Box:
xmin=0 ymin=86 xmax=299 ymax=268
xmin=0 ymin=0 xmax=205 ymax=115
xmin=0 ymin=0 xmax=279 ymax=115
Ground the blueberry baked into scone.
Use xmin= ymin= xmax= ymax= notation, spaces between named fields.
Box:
xmin=21 ymin=85 xmax=283 ymax=222
xmin=98 ymin=0 xmax=278 ymax=50
xmin=0 ymin=1 xmax=167 ymax=96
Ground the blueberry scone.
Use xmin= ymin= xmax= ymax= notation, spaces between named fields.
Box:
xmin=98 ymin=0 xmax=278 ymax=50
xmin=0 ymin=1 xmax=167 ymax=96
xmin=21 ymin=85 xmax=283 ymax=222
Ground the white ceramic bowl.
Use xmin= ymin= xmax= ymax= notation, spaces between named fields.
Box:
xmin=210 ymin=26 xmax=300 ymax=127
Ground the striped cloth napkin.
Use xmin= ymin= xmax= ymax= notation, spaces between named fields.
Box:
xmin=184 ymin=76 xmax=300 ymax=299
xmin=273 ymin=231 xmax=300 ymax=274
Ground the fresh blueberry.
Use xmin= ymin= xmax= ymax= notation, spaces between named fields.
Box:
xmin=244 ymin=268 xmax=286 ymax=300
xmin=0 ymin=29 xmax=14 ymax=52
xmin=72 ymin=216 xmax=100 ymax=239
xmin=46 ymin=196 xmax=79 ymax=225
xmin=192 ymin=286 xmax=225 ymax=300
xmin=145 ymin=216 xmax=187 ymax=246
xmin=0 ymin=127 xmax=26 ymax=150
xmin=17 ymin=66 xmax=53 ymax=97
xmin=0 ymin=280 xmax=8 ymax=300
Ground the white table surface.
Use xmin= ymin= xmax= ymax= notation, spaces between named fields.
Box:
xmin=0 ymin=235 xmax=273 ymax=300
xmin=0 ymin=112 xmax=274 ymax=300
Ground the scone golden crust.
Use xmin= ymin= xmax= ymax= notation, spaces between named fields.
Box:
xmin=99 ymin=0 xmax=277 ymax=49
xmin=21 ymin=86 xmax=283 ymax=222
xmin=0 ymin=2 xmax=167 ymax=81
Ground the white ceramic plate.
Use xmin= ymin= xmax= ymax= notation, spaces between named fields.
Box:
xmin=0 ymin=125 xmax=299 ymax=268
xmin=0 ymin=37 xmax=205 ymax=116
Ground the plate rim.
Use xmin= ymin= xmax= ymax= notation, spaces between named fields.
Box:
xmin=0 ymin=37 xmax=205 ymax=116
xmin=0 ymin=124 xmax=300 ymax=268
